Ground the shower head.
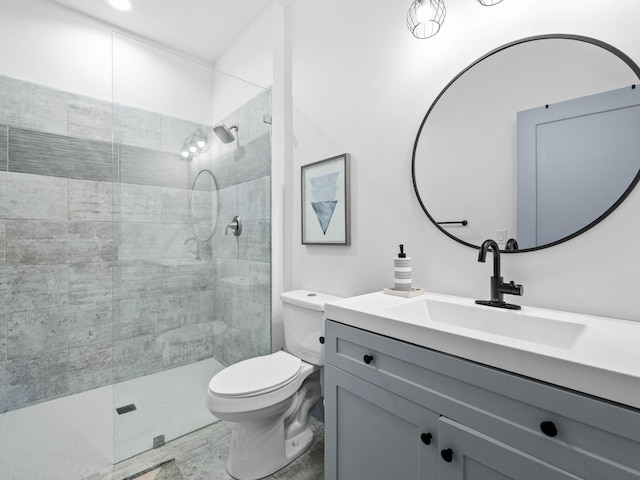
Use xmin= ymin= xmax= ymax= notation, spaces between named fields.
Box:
xmin=213 ymin=123 xmax=239 ymax=144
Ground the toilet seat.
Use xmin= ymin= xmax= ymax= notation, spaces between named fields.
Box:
xmin=209 ymin=351 xmax=302 ymax=398
xmin=207 ymin=353 xmax=318 ymax=417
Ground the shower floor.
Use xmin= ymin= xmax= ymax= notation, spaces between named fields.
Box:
xmin=97 ymin=418 xmax=324 ymax=480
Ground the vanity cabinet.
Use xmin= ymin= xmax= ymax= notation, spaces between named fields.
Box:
xmin=324 ymin=319 xmax=640 ymax=480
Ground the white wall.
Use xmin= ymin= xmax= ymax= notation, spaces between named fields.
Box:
xmin=0 ymin=0 xmax=112 ymax=99
xmin=288 ymin=0 xmax=640 ymax=323
xmin=212 ymin=4 xmax=274 ymax=123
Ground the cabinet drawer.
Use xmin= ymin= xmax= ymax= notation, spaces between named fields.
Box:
xmin=325 ymin=320 xmax=640 ymax=479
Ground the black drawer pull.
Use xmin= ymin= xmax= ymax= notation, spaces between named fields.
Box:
xmin=420 ymin=433 xmax=432 ymax=445
xmin=319 ymin=336 xmax=325 ymax=344
xmin=441 ymin=448 xmax=454 ymax=462
xmin=540 ymin=421 xmax=558 ymax=437
xmin=363 ymin=354 xmax=374 ymax=365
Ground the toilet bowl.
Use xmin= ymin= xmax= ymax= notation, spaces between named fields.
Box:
xmin=206 ymin=290 xmax=341 ymax=480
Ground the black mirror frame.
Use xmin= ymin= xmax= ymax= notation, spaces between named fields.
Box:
xmin=411 ymin=34 xmax=640 ymax=253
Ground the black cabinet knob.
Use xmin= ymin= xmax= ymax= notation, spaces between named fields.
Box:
xmin=363 ymin=354 xmax=374 ymax=365
xmin=420 ymin=433 xmax=432 ymax=445
xmin=319 ymin=336 xmax=325 ymax=344
xmin=540 ymin=421 xmax=558 ymax=437
xmin=441 ymin=448 xmax=454 ymax=462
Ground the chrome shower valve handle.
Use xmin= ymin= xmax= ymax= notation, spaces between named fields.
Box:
xmin=225 ymin=216 xmax=242 ymax=236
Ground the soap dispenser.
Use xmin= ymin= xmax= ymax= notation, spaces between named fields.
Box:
xmin=394 ymin=244 xmax=412 ymax=292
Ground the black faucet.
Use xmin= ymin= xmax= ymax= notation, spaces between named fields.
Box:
xmin=475 ymin=239 xmax=524 ymax=310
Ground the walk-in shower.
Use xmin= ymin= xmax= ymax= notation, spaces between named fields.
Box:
xmin=0 ymin=31 xmax=272 ymax=479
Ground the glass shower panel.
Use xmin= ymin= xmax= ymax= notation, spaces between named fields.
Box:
xmin=111 ymin=33 xmax=272 ymax=462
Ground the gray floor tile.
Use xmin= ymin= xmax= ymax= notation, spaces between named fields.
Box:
xmin=105 ymin=419 xmax=323 ymax=480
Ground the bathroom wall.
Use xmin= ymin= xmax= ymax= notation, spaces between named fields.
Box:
xmin=287 ymin=0 xmax=640 ymax=323
xmin=191 ymin=89 xmax=273 ymax=368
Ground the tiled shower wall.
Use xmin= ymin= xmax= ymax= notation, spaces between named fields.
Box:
xmin=0 ymin=74 xmax=271 ymax=414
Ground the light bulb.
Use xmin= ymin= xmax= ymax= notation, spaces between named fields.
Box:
xmin=189 ymin=145 xmax=197 ymax=154
xmin=416 ymin=0 xmax=435 ymax=24
xmin=181 ymin=151 xmax=190 ymax=159
xmin=108 ymin=0 xmax=133 ymax=12
xmin=196 ymin=139 xmax=206 ymax=149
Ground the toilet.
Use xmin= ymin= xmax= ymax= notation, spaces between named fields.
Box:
xmin=206 ymin=290 xmax=342 ymax=480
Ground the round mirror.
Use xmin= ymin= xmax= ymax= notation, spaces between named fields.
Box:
xmin=412 ymin=35 xmax=640 ymax=252
xmin=190 ymin=169 xmax=218 ymax=242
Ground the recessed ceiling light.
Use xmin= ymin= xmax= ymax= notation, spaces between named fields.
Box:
xmin=107 ymin=0 xmax=134 ymax=12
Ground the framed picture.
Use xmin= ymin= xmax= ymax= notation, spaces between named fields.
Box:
xmin=301 ymin=153 xmax=351 ymax=245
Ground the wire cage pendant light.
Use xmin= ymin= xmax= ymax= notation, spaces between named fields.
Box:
xmin=407 ymin=0 xmax=446 ymax=39
xmin=477 ymin=0 xmax=503 ymax=5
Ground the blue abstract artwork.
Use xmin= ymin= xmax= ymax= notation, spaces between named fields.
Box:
xmin=302 ymin=153 xmax=350 ymax=245
xmin=309 ymin=171 xmax=340 ymax=234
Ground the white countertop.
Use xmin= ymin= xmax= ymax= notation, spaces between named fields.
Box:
xmin=324 ymin=290 xmax=640 ymax=409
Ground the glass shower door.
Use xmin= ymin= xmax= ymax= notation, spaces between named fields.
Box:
xmin=111 ymin=32 xmax=272 ymax=463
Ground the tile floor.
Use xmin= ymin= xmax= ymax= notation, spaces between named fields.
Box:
xmin=99 ymin=418 xmax=324 ymax=480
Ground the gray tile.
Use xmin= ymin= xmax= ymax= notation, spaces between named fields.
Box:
xmin=0 ymin=265 xmax=69 ymax=314
xmin=0 ymin=313 xmax=7 ymax=362
xmin=198 ymin=290 xmax=215 ymax=323
xmin=154 ymin=459 xmax=185 ymax=480
xmin=119 ymin=144 xmax=188 ymax=190
xmin=113 ymin=293 xmax=198 ymax=340
xmin=68 ymin=342 xmax=114 ymax=393
xmin=0 ymin=360 xmax=6 ymax=413
xmin=0 ymin=76 xmax=67 ymax=135
xmin=219 ymin=259 xmax=270 ymax=306
xmin=67 ymin=94 xmax=112 ymax=142
xmin=98 ymin=418 xmax=322 ymax=480
xmin=69 ymin=262 xmax=113 ymax=304
xmin=112 ymin=260 xmax=165 ymax=301
xmin=0 ymin=219 xmax=5 ymax=266
xmin=0 ymin=172 xmax=6 ymax=218
xmin=238 ymin=219 xmax=271 ymax=263
xmin=113 ymin=333 xmax=164 ymax=381
xmin=0 ymin=124 xmax=7 ymax=171
xmin=115 ymin=222 xmax=193 ymax=261
xmin=212 ymin=133 xmax=270 ymax=191
xmin=162 ymin=116 xmax=208 ymax=154
xmin=113 ymin=103 xmax=162 ymax=150
xmin=6 ymin=302 xmax=112 ymax=359
xmin=68 ymin=179 xmax=113 ymax=222
xmin=68 ymin=221 xmax=114 ymax=263
xmin=5 ymin=220 xmax=68 ymax=265
xmin=236 ymin=175 xmax=270 ymax=222
xmin=159 ymin=260 xmax=213 ymax=295
xmin=2 ymin=350 xmax=70 ymax=411
xmin=9 ymin=127 xmax=113 ymax=182
xmin=3 ymin=172 xmax=67 ymax=221
xmin=113 ymin=183 xmax=189 ymax=224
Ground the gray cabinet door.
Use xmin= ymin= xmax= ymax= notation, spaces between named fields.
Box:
xmin=437 ymin=417 xmax=580 ymax=480
xmin=324 ymin=365 xmax=439 ymax=480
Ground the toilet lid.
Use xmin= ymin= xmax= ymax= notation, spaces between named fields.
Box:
xmin=209 ymin=351 xmax=302 ymax=397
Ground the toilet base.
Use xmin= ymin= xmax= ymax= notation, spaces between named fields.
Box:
xmin=225 ymin=374 xmax=322 ymax=480
xmin=226 ymin=421 xmax=314 ymax=480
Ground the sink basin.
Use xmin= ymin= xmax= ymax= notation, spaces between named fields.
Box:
xmin=325 ymin=290 xmax=640 ymax=409
xmin=386 ymin=298 xmax=586 ymax=349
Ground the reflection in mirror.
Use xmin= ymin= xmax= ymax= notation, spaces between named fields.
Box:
xmin=190 ymin=169 xmax=218 ymax=242
xmin=412 ymin=35 xmax=640 ymax=252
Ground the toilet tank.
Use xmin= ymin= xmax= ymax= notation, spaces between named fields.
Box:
xmin=281 ymin=290 xmax=343 ymax=366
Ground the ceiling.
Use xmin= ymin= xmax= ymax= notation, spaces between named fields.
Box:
xmin=48 ymin=0 xmax=277 ymax=64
